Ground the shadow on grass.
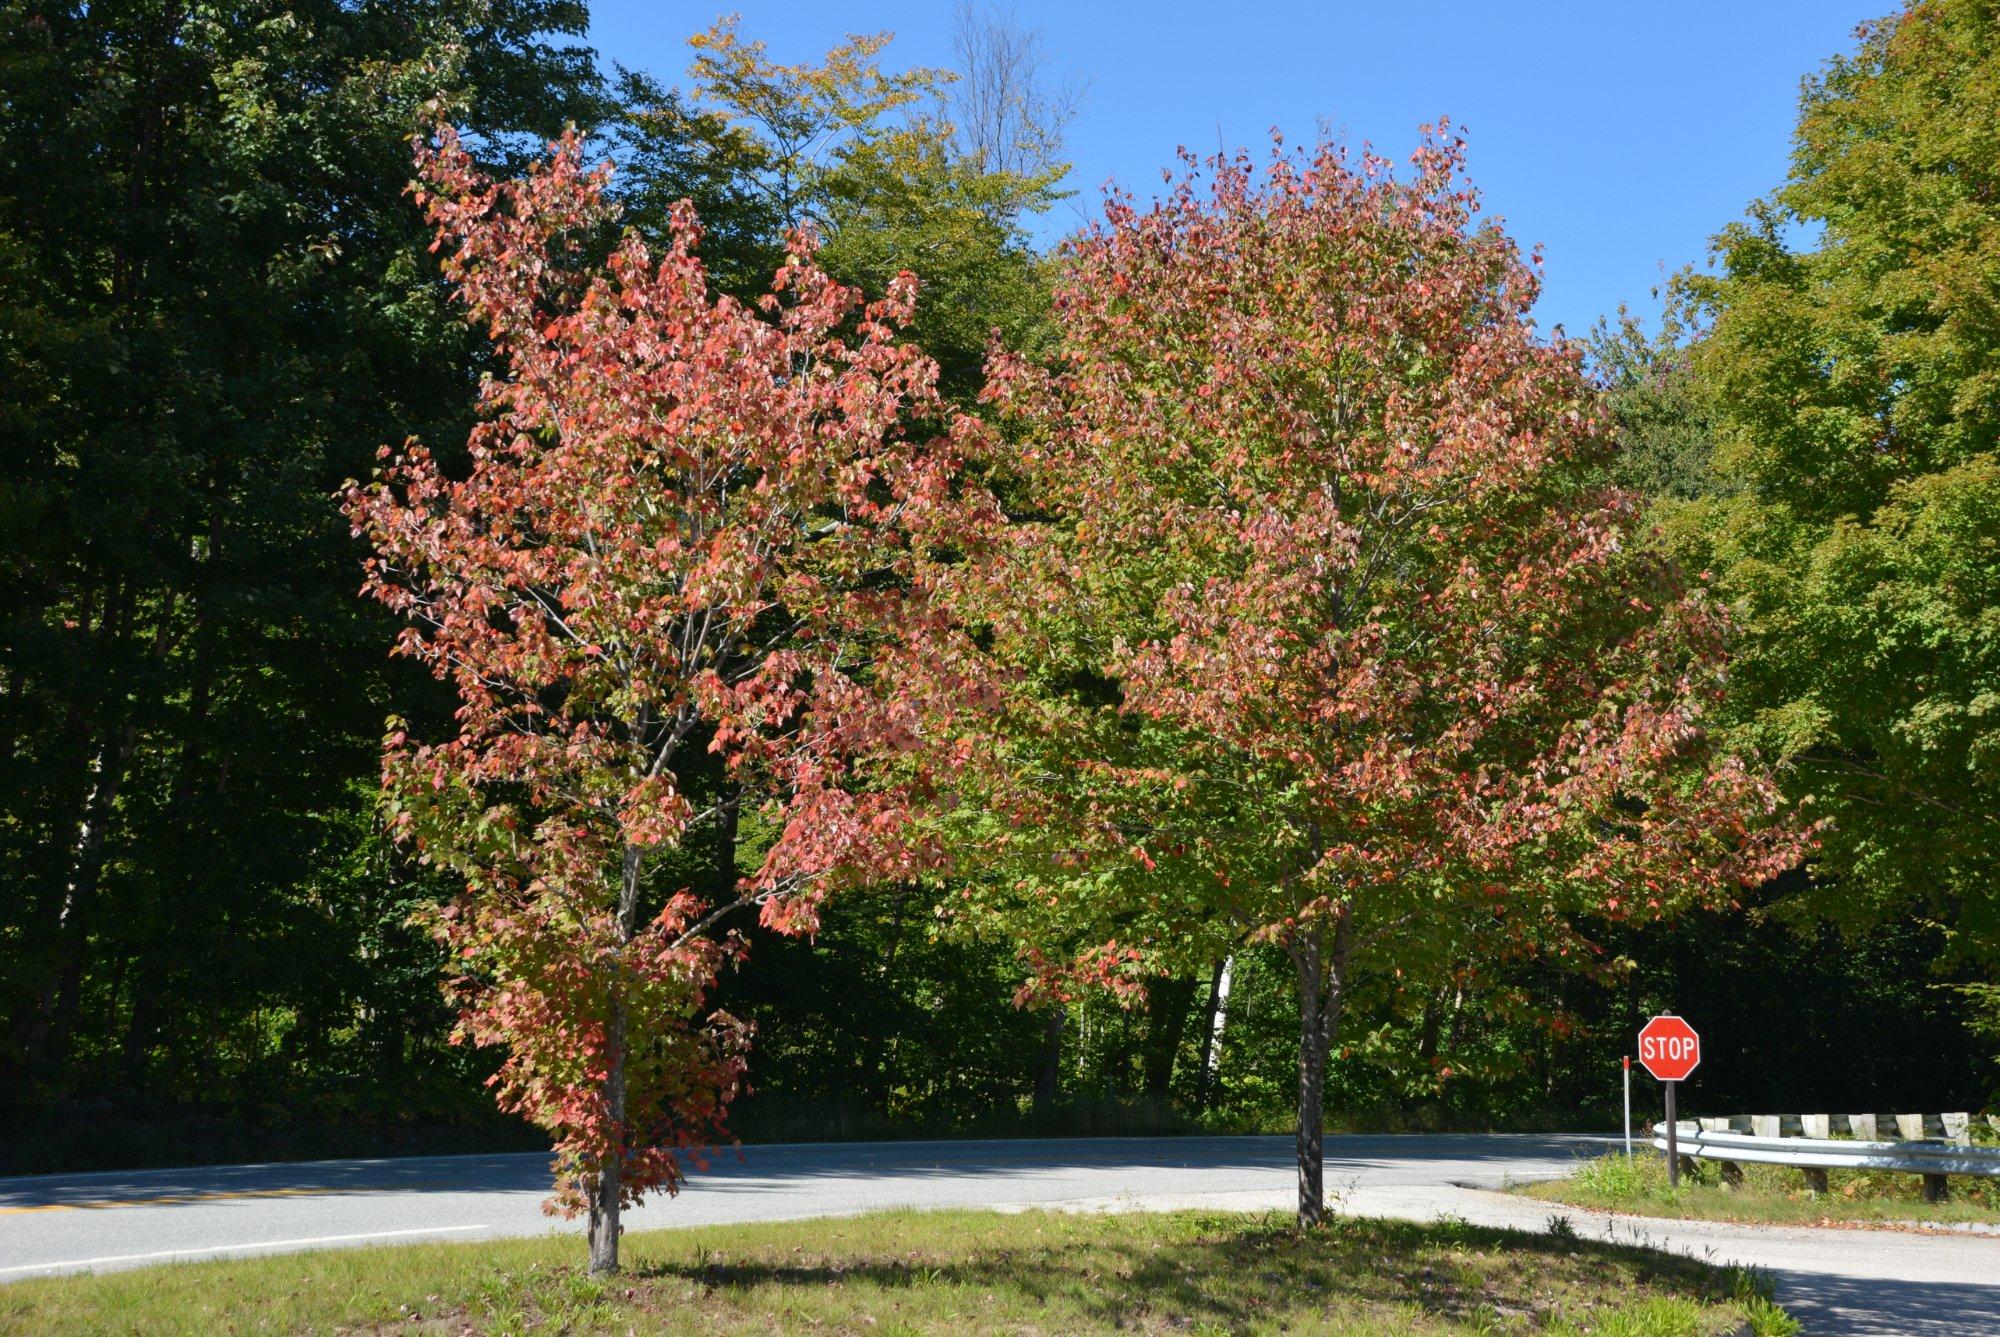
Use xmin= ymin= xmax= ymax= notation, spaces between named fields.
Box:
xmin=626 ymin=1214 xmax=1738 ymax=1332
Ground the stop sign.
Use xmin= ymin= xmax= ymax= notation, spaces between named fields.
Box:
xmin=1637 ymin=1014 xmax=1701 ymax=1082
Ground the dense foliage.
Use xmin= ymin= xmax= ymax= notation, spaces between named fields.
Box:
xmin=613 ymin=16 xmax=1065 ymax=400
xmin=0 ymin=0 xmax=602 ymax=1143
xmin=1662 ymin=0 xmax=2000 ymax=961
xmin=348 ymin=125 xmax=991 ymax=1269
xmin=940 ymin=129 xmax=1802 ymax=1224
xmin=2 ymin=1 xmax=1995 ymax=1185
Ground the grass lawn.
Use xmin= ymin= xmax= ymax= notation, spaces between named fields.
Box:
xmin=1519 ymin=1147 xmax=2000 ymax=1229
xmin=0 ymin=1207 xmax=1797 ymax=1335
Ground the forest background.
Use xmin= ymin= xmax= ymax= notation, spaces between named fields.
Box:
xmin=2 ymin=0 xmax=1995 ymax=1173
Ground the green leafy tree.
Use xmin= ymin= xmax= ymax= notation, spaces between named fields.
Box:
xmin=612 ymin=14 xmax=1068 ymax=400
xmin=1588 ymin=303 xmax=1726 ymax=505
xmin=945 ymin=131 xmax=1802 ymax=1226
xmin=1666 ymin=0 xmax=2000 ymax=953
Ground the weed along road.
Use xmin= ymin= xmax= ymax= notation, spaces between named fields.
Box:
xmin=2 ymin=1134 xmax=1996 ymax=1334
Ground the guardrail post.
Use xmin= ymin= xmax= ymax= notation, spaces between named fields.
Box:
xmin=1923 ymin=1174 xmax=1949 ymax=1204
xmin=1802 ymin=1165 xmax=1829 ymax=1194
xmin=1719 ymin=1159 xmax=1743 ymax=1188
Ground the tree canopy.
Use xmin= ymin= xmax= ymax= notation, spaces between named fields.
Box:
xmin=2 ymin=0 xmax=1993 ymax=1193
xmin=347 ymin=126 xmax=991 ymax=1272
xmin=1665 ymin=0 xmax=2000 ymax=956
xmin=613 ymin=15 xmax=1067 ymax=400
xmin=940 ymin=130 xmax=1802 ymax=1226
xmin=0 ymin=0 xmax=601 ymax=1106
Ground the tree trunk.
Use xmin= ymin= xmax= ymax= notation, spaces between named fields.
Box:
xmin=1417 ymin=991 xmax=1442 ymax=1064
xmin=587 ymin=988 xmax=626 ymax=1275
xmin=1032 ymin=1006 xmax=1064 ymax=1113
xmin=1293 ymin=939 xmax=1328 ymax=1227
xmin=589 ymin=841 xmax=645 ymax=1275
xmin=29 ymin=581 xmax=160 ymax=1070
xmin=872 ymin=883 xmax=916 ymax=1109
xmin=0 ymin=663 xmax=23 ymax=765
xmin=1142 ymin=974 xmax=1198 ymax=1107
xmin=879 ymin=882 xmax=911 ymax=980
xmin=1195 ymin=955 xmax=1233 ymax=1113
xmin=122 ymin=961 xmax=161 ymax=1086
xmin=712 ymin=777 xmax=740 ymax=897
xmin=1289 ymin=909 xmax=1351 ymax=1230
xmin=31 ymin=723 xmax=132 ymax=1066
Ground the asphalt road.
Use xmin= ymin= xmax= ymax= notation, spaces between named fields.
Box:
xmin=1 ymin=1133 xmax=1994 ymax=1335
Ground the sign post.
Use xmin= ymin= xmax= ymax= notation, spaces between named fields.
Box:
xmin=1622 ymin=1055 xmax=1632 ymax=1158
xmin=1636 ymin=1015 xmax=1701 ymax=1188
xmin=1665 ymin=1078 xmax=1678 ymax=1185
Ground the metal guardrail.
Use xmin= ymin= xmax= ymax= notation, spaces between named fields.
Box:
xmin=1650 ymin=1122 xmax=2000 ymax=1178
xmin=1649 ymin=1113 xmax=2000 ymax=1201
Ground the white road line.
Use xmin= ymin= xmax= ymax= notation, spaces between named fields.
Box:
xmin=0 ymin=1224 xmax=494 ymax=1277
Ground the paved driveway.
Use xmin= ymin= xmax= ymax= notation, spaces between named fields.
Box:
xmin=2 ymin=1134 xmax=1993 ymax=1333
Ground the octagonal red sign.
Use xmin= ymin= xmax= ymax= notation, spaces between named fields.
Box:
xmin=1637 ymin=1014 xmax=1700 ymax=1082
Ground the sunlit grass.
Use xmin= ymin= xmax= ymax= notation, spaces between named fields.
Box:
xmin=0 ymin=1206 xmax=1795 ymax=1334
xmin=1522 ymin=1147 xmax=2000 ymax=1228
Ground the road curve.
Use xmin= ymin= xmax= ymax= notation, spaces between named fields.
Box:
xmin=0 ymin=1133 xmax=1580 ymax=1278
xmin=0 ymin=1133 xmax=1993 ymax=1335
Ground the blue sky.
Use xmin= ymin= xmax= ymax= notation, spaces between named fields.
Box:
xmin=587 ymin=3 xmax=1881 ymax=337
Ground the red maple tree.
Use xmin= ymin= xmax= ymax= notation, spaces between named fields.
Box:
xmin=949 ymin=127 xmax=1806 ymax=1227
xmin=344 ymin=128 xmax=987 ymax=1272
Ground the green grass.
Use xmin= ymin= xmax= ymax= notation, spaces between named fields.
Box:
xmin=1521 ymin=1147 xmax=2000 ymax=1228
xmin=0 ymin=1207 xmax=1796 ymax=1335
